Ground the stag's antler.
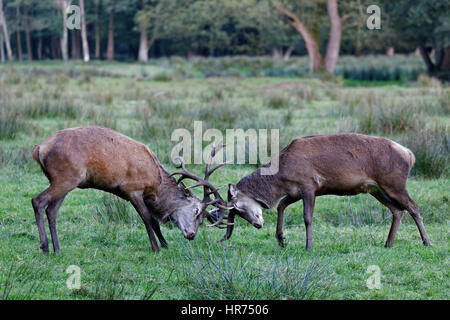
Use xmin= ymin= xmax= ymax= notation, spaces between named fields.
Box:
xmin=170 ymin=143 xmax=234 ymax=227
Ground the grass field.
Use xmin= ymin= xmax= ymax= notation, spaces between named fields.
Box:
xmin=0 ymin=58 xmax=448 ymax=299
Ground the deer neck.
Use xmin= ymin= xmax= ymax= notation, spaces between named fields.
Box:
xmin=145 ymin=166 xmax=194 ymax=222
xmin=236 ymin=169 xmax=286 ymax=209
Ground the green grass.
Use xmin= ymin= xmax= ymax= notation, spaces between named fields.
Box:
xmin=0 ymin=60 xmax=448 ymax=300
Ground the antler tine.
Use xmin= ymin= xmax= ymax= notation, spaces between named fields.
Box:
xmin=175 ymin=157 xmax=186 ymax=169
xmin=206 ymin=185 xmax=225 ymax=196
xmin=205 ymin=160 xmax=233 ymax=179
xmin=205 ymin=142 xmax=226 ymax=174
xmin=170 ymin=157 xmax=205 ymax=184
xmin=206 ymin=211 xmax=235 ymax=227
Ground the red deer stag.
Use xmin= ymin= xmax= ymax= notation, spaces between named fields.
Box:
xmin=31 ymin=126 xmax=229 ymax=254
xmin=222 ymin=133 xmax=431 ymax=250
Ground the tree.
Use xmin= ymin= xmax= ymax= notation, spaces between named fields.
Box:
xmin=79 ymin=0 xmax=89 ymax=62
xmin=0 ymin=0 xmax=13 ymax=60
xmin=56 ymin=0 xmax=70 ymax=61
xmin=384 ymin=0 xmax=450 ymax=76
xmin=103 ymin=0 xmax=132 ymax=60
xmin=106 ymin=0 xmax=115 ymax=60
xmin=271 ymin=0 xmax=354 ymax=73
xmin=135 ymin=0 xmax=159 ymax=62
xmin=94 ymin=0 xmax=101 ymax=59
xmin=0 ymin=30 xmax=4 ymax=61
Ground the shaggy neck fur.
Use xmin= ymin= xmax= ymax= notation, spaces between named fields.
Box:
xmin=146 ymin=156 xmax=198 ymax=221
xmin=236 ymin=167 xmax=287 ymax=209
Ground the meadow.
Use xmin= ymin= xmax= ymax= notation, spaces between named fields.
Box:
xmin=0 ymin=56 xmax=448 ymax=300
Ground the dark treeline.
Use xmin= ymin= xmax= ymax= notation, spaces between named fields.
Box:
xmin=0 ymin=0 xmax=449 ymax=76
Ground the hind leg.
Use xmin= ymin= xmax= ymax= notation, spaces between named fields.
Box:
xmin=32 ymin=180 xmax=77 ymax=254
xmin=404 ymin=196 xmax=431 ymax=246
xmin=383 ymin=187 xmax=431 ymax=246
xmin=370 ymin=191 xmax=404 ymax=248
xmin=46 ymin=195 xmax=66 ymax=253
xmin=32 ymin=189 xmax=52 ymax=253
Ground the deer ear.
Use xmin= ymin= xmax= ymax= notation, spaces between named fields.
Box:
xmin=228 ymin=184 xmax=238 ymax=198
xmin=255 ymin=197 xmax=270 ymax=209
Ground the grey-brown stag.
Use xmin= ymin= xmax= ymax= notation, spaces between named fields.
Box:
xmin=31 ymin=126 xmax=228 ymax=254
xmin=222 ymin=133 xmax=431 ymax=250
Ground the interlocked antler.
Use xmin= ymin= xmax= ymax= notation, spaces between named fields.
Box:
xmin=170 ymin=143 xmax=234 ymax=227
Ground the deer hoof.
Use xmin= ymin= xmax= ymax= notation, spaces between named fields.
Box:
xmin=277 ymin=235 xmax=286 ymax=248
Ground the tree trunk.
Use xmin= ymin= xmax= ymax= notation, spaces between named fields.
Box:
xmin=95 ymin=1 xmax=100 ymax=59
xmin=272 ymin=47 xmax=282 ymax=59
xmin=324 ymin=0 xmax=341 ymax=73
xmin=0 ymin=0 xmax=13 ymax=61
xmin=293 ymin=22 xmax=323 ymax=72
xmin=106 ymin=7 xmax=115 ymax=61
xmin=0 ymin=32 xmax=4 ymax=62
xmin=37 ymin=36 xmax=43 ymax=60
xmin=71 ymin=30 xmax=81 ymax=59
xmin=51 ymin=37 xmax=61 ymax=59
xmin=283 ymin=42 xmax=295 ymax=61
xmin=138 ymin=27 xmax=148 ymax=62
xmin=23 ymin=6 xmax=32 ymax=61
xmin=386 ymin=47 xmax=395 ymax=57
xmin=419 ymin=46 xmax=435 ymax=73
xmin=16 ymin=6 xmax=22 ymax=61
xmin=441 ymin=46 xmax=450 ymax=72
xmin=79 ymin=0 xmax=89 ymax=62
xmin=272 ymin=1 xmax=323 ymax=72
xmin=59 ymin=0 xmax=69 ymax=61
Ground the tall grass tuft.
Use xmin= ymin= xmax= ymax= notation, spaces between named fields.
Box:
xmin=178 ymin=241 xmax=339 ymax=300
xmin=0 ymin=146 xmax=33 ymax=168
xmin=95 ymin=194 xmax=139 ymax=225
xmin=0 ymin=262 xmax=43 ymax=300
xmin=358 ymin=104 xmax=418 ymax=135
xmin=71 ymin=266 xmax=160 ymax=300
xmin=401 ymin=125 xmax=449 ymax=179
xmin=0 ymin=107 xmax=26 ymax=140
xmin=320 ymin=196 xmax=389 ymax=227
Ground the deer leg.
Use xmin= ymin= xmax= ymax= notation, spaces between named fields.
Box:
xmin=221 ymin=211 xmax=235 ymax=242
xmin=32 ymin=189 xmax=51 ymax=254
xmin=402 ymin=195 xmax=431 ymax=246
xmin=150 ymin=217 xmax=168 ymax=248
xmin=129 ymin=192 xmax=160 ymax=252
xmin=32 ymin=182 xmax=73 ymax=254
xmin=370 ymin=191 xmax=404 ymax=248
xmin=45 ymin=195 xmax=66 ymax=253
xmin=276 ymin=195 xmax=300 ymax=247
xmin=384 ymin=188 xmax=431 ymax=246
xmin=302 ymin=192 xmax=315 ymax=250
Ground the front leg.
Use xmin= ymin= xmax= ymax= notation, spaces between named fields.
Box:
xmin=150 ymin=217 xmax=168 ymax=248
xmin=129 ymin=192 xmax=160 ymax=252
xmin=302 ymin=192 xmax=316 ymax=250
xmin=276 ymin=195 xmax=299 ymax=247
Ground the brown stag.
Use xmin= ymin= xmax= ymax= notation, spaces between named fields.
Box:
xmin=31 ymin=126 xmax=229 ymax=254
xmin=222 ymin=133 xmax=431 ymax=250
